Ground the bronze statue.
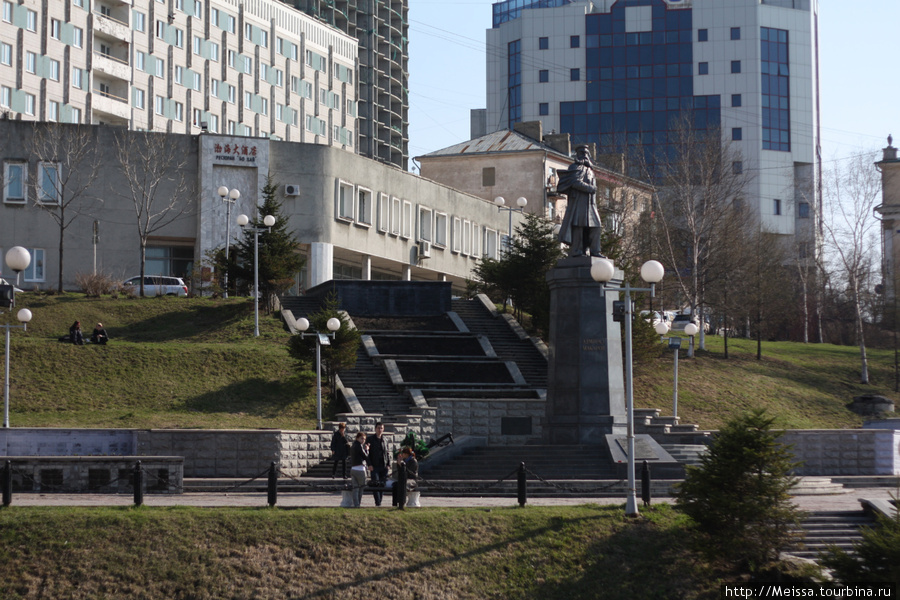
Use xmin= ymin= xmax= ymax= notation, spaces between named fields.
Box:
xmin=557 ymin=144 xmax=605 ymax=258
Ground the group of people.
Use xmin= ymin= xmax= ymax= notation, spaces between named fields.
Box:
xmin=68 ymin=321 xmax=109 ymax=345
xmin=329 ymin=421 xmax=419 ymax=508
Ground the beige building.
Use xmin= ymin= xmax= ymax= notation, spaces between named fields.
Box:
xmin=415 ymin=121 xmax=655 ymax=249
xmin=0 ymin=0 xmax=357 ymax=146
xmin=875 ymin=136 xmax=900 ymax=305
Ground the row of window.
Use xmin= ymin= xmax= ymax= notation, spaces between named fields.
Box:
xmin=335 ymin=182 xmax=501 ymax=260
xmin=2 ymin=161 xmax=61 ymax=205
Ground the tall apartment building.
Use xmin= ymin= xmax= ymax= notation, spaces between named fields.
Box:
xmin=0 ymin=0 xmax=358 ymax=146
xmin=484 ymin=0 xmax=821 ymax=251
xmin=286 ymin=0 xmax=409 ymax=169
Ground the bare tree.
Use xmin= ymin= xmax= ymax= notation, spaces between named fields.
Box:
xmin=26 ymin=123 xmax=102 ymax=292
xmin=113 ymin=130 xmax=195 ymax=296
xmin=821 ymin=151 xmax=882 ymax=384
xmin=641 ymin=116 xmax=751 ymax=350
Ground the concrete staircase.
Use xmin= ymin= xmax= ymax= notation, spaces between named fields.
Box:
xmin=787 ymin=510 xmax=875 ymax=561
xmin=335 ymin=345 xmax=412 ymax=416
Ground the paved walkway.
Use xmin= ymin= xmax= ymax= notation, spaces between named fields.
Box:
xmin=5 ymin=487 xmax=896 ymax=511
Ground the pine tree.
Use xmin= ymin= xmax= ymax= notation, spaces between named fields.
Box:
xmin=675 ymin=408 xmax=804 ymax=572
xmin=235 ymin=175 xmax=305 ymax=312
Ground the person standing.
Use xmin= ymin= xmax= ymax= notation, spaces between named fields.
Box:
xmin=330 ymin=422 xmax=349 ymax=479
xmin=366 ymin=422 xmax=390 ymax=507
xmin=349 ymin=431 xmax=368 ymax=508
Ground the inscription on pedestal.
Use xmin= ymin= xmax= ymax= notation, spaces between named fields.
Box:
xmin=582 ymin=338 xmax=607 ymax=352
xmin=614 ymin=436 xmax=659 ymax=460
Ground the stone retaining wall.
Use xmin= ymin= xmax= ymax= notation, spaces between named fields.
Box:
xmin=430 ymin=398 xmax=545 ymax=445
xmin=781 ymin=429 xmax=900 ymax=476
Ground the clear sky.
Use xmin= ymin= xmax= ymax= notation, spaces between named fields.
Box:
xmin=407 ymin=0 xmax=900 ymax=172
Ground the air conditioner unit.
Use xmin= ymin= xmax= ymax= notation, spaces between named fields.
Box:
xmin=284 ymin=184 xmax=301 ymax=196
xmin=418 ymin=240 xmax=432 ymax=259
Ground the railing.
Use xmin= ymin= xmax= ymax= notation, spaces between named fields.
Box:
xmin=93 ymin=87 xmax=128 ymax=103
xmin=93 ymin=49 xmax=129 ymax=66
xmin=93 ymin=10 xmax=128 ymax=27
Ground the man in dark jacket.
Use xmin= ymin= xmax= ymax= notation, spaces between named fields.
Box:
xmin=557 ymin=144 xmax=605 ymax=258
xmin=366 ymin=422 xmax=391 ymax=506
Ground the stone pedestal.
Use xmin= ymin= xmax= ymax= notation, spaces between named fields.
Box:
xmin=543 ymin=257 xmax=626 ymax=444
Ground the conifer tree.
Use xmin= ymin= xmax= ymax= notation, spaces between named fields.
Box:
xmin=235 ymin=175 xmax=305 ymax=312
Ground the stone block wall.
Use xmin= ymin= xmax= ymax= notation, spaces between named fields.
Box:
xmin=431 ymin=398 xmax=545 ymax=445
xmin=780 ymin=429 xmax=900 ymax=476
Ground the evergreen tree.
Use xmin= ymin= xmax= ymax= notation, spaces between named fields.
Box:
xmin=288 ymin=291 xmax=361 ymax=401
xmin=473 ymin=212 xmax=564 ymax=335
xmin=675 ymin=409 xmax=804 ymax=572
xmin=821 ymin=504 xmax=900 ymax=585
xmin=235 ymin=175 xmax=305 ymax=312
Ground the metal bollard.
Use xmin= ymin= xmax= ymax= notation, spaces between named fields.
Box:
xmin=267 ymin=462 xmax=278 ymax=507
xmin=397 ymin=461 xmax=407 ymax=510
xmin=641 ymin=460 xmax=651 ymax=507
xmin=133 ymin=461 xmax=144 ymax=507
xmin=517 ymin=462 xmax=527 ymax=507
xmin=2 ymin=460 xmax=11 ymax=507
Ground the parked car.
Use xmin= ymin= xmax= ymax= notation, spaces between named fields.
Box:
xmin=122 ymin=276 xmax=188 ymax=297
xmin=669 ymin=313 xmax=710 ymax=333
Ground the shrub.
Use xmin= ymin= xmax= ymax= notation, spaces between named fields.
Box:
xmin=75 ymin=272 xmax=119 ymax=297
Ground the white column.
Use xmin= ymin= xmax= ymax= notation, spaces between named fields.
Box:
xmin=309 ymin=242 xmax=334 ymax=288
xmin=402 ymin=265 xmax=411 ymax=281
xmin=361 ymin=255 xmax=372 ymax=280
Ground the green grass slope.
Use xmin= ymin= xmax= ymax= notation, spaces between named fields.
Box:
xmin=2 ymin=293 xmax=891 ymax=430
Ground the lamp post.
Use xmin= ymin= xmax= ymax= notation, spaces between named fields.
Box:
xmin=237 ymin=213 xmax=276 ymax=337
xmin=297 ymin=316 xmax=341 ymax=429
xmin=591 ymin=258 xmax=665 ymax=517
xmin=217 ymin=186 xmax=240 ymax=298
xmin=655 ymin=321 xmax=682 ymax=419
xmin=2 ymin=246 xmax=33 ymax=429
xmin=684 ymin=322 xmax=699 ymax=358
xmin=494 ymin=196 xmax=527 ymax=254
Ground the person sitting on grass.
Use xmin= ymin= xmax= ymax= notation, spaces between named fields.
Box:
xmin=91 ymin=322 xmax=109 ymax=345
xmin=69 ymin=321 xmax=84 ymax=346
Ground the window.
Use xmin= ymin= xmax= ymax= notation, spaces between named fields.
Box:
xmin=539 ymin=70 xmax=548 ymax=83
xmin=732 ymin=128 xmax=742 ymax=141
xmin=539 ymin=102 xmax=549 ymax=116
xmin=698 ymin=62 xmax=708 ymax=75
xmin=174 ymin=101 xmax=184 ymax=121
xmin=538 ymin=37 xmax=548 ymax=50
xmin=228 ymin=50 xmax=236 ymax=68
xmin=570 ymin=35 xmax=580 ymax=48
xmin=26 ymin=9 xmax=36 ymax=32
xmin=3 ymin=161 xmax=26 ymax=203
xmin=260 ymin=98 xmax=268 ymax=116
xmin=72 ymin=27 xmax=83 ymax=48
xmin=193 ymin=35 xmax=202 ymax=55
xmin=207 ymin=114 xmax=218 ymax=133
xmin=192 ymin=108 xmax=202 ymax=127
xmin=773 ymin=198 xmax=782 ymax=216
xmin=192 ymin=72 xmax=201 ymax=91
xmin=732 ymin=94 xmax=742 ymax=107
xmin=698 ymin=29 xmax=708 ymax=42
xmin=402 ymin=201 xmax=413 ymax=239
xmin=731 ymin=27 xmax=741 ymax=40
xmin=51 ymin=18 xmax=61 ymax=39
xmin=377 ymin=193 xmax=389 ymax=233
xmin=24 ymin=93 xmax=34 ymax=115
xmin=731 ymin=60 xmax=741 ymax=74
xmin=435 ymin=212 xmax=448 ymax=247
xmin=570 ymin=68 xmax=580 ymax=81
xmin=210 ymin=79 xmax=219 ymax=97
xmin=156 ymin=19 xmax=165 ymax=38
xmin=732 ymin=161 xmax=742 ymax=175
xmin=48 ymin=101 xmax=59 ymax=121
xmin=0 ymin=42 xmax=10 ymax=66
xmin=798 ymin=202 xmax=810 ymax=218
xmin=462 ymin=220 xmax=472 ymax=255
xmin=209 ymin=42 xmax=218 ymax=62
xmin=25 ymin=52 xmax=36 ymax=74
xmin=174 ymin=28 xmax=184 ymax=48
xmin=242 ymin=55 xmax=252 ymax=74
xmin=23 ymin=248 xmax=44 ymax=283
xmin=337 ymin=181 xmax=354 ymax=220
xmin=136 ymin=52 xmax=145 ymax=71
xmin=391 ymin=197 xmax=401 ymax=236
xmin=174 ymin=66 xmax=183 ymax=85
xmin=134 ymin=11 xmax=145 ymax=32
xmin=227 ymin=84 xmax=235 ymax=104
xmin=418 ymin=206 xmax=433 ymax=242
xmin=762 ymin=27 xmax=791 ymax=152
xmin=259 ymin=63 xmax=268 ymax=81
xmin=38 ymin=162 xmax=60 ymax=204
xmin=134 ymin=88 xmax=145 ymax=109
xmin=451 ymin=217 xmax=461 ymax=253
xmin=48 ymin=59 xmax=59 ymax=81
xmin=482 ymin=167 xmax=495 ymax=187
xmin=2 ymin=1 xmax=10 ymax=22
xmin=484 ymin=228 xmax=499 ymax=260
xmin=155 ymin=58 xmax=165 ymax=78
xmin=155 ymin=95 xmax=165 ymax=115
xmin=69 ymin=107 xmax=81 ymax=123
xmin=357 ymin=187 xmax=373 ymax=226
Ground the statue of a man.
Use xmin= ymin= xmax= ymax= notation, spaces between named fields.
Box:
xmin=557 ymin=144 xmax=605 ymax=258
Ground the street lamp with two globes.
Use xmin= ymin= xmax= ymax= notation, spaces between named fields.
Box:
xmin=237 ymin=213 xmax=276 ymax=337
xmin=2 ymin=247 xmax=33 ymax=428
xmin=590 ymin=258 xmax=665 ymax=517
xmin=297 ymin=316 xmax=341 ymax=429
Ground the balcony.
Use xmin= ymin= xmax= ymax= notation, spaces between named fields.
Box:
xmin=93 ymin=10 xmax=130 ymax=42
xmin=92 ymin=44 xmax=131 ymax=82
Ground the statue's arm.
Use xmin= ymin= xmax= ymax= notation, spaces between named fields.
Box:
xmin=569 ymin=172 xmax=596 ymax=194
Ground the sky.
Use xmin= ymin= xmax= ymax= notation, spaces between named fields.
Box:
xmin=406 ymin=0 xmax=900 ymax=173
